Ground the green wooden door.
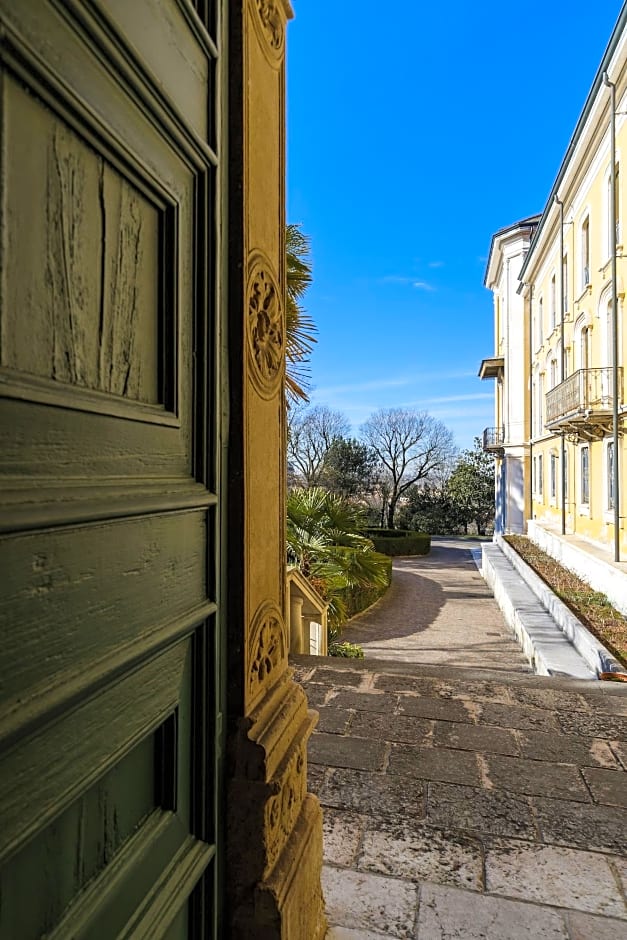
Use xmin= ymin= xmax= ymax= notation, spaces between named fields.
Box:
xmin=0 ymin=1 xmax=223 ymax=936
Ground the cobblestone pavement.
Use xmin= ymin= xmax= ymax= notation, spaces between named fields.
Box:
xmin=341 ymin=538 xmax=531 ymax=672
xmin=292 ymin=656 xmax=627 ymax=939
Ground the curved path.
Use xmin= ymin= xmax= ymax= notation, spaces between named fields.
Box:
xmin=341 ymin=537 xmax=531 ymax=672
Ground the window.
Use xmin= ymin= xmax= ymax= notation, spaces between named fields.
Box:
xmin=538 ymin=373 xmax=545 ymax=435
xmin=580 ymin=325 xmax=590 ymax=371
xmin=562 ymin=254 xmax=568 ymax=314
xmin=581 ymin=446 xmax=590 ymax=505
xmin=550 ymin=275 xmax=556 ymax=330
xmin=537 ymin=297 xmax=544 ymax=348
xmin=581 ymin=216 xmax=590 ymax=289
xmin=537 ymin=454 xmax=543 ymax=497
xmin=607 ymin=441 xmax=615 ymax=510
xmin=550 ymin=357 xmax=558 ymax=390
xmin=550 ymin=453 xmax=557 ymax=499
xmin=607 ymin=163 xmax=621 ymax=254
xmin=616 ymin=163 xmax=621 ymax=245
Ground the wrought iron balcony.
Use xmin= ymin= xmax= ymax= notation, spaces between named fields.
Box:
xmin=545 ymin=367 xmax=623 ymax=440
xmin=482 ymin=426 xmax=505 ymax=453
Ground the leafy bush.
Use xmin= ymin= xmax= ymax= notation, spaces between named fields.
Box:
xmin=342 ymin=552 xmax=392 ymax=618
xmin=329 ymin=641 xmax=364 ymax=659
xmin=362 ymin=528 xmax=430 ymax=556
xmin=287 ymin=487 xmax=391 ymax=629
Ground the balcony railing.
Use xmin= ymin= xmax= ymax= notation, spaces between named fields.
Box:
xmin=482 ymin=426 xmax=505 ymax=452
xmin=545 ymin=367 xmax=623 ymax=436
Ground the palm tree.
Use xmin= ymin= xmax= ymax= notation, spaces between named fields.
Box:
xmin=285 ymin=223 xmax=316 ymax=402
xmin=287 ymin=487 xmax=390 ymax=630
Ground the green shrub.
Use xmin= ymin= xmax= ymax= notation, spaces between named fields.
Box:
xmin=362 ymin=528 xmax=431 ymax=556
xmin=329 ymin=641 xmax=364 ymax=659
xmin=342 ymin=552 xmax=392 ymax=618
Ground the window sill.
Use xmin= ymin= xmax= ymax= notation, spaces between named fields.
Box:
xmin=574 ymin=284 xmax=592 ymax=304
xmin=578 ymin=504 xmax=590 ymax=516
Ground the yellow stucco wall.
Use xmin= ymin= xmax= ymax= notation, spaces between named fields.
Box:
xmin=527 ymin=45 xmax=627 ymax=555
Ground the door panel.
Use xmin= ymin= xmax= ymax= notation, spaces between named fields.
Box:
xmin=0 ymin=1 xmax=221 ymax=937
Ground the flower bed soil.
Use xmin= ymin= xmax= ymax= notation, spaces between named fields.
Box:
xmin=505 ymin=535 xmax=627 ymax=667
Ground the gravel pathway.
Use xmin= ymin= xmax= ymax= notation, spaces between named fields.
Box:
xmin=341 ymin=537 xmax=531 ymax=672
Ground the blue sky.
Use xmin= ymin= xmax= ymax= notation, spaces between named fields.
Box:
xmin=286 ymin=1 xmax=624 ymax=450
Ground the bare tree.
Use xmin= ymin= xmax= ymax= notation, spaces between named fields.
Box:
xmin=287 ymin=404 xmax=351 ymax=487
xmin=360 ymin=408 xmax=456 ymax=528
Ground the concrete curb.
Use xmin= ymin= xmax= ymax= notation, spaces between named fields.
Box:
xmin=495 ymin=536 xmax=623 ymax=677
xmin=481 ymin=543 xmax=596 ymax=679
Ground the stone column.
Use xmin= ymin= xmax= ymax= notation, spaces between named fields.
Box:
xmin=225 ymin=2 xmax=326 ymax=937
xmin=289 ymin=594 xmax=305 ymax=654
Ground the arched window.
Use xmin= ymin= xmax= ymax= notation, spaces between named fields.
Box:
xmin=574 ymin=314 xmax=591 ymax=372
xmin=581 ymin=216 xmax=590 ymax=289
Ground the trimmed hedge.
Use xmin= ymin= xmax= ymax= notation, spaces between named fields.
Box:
xmin=343 ymin=551 xmax=392 ymax=619
xmin=362 ymin=528 xmax=431 ymax=557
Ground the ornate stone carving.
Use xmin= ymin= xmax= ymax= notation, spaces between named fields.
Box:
xmin=253 ymin=0 xmax=285 ymax=58
xmin=248 ymin=601 xmax=286 ymax=704
xmin=246 ymin=254 xmax=284 ymax=398
xmin=264 ymin=742 xmax=307 ymax=871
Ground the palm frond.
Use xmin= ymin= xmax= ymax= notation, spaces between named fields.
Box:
xmin=285 ymin=223 xmax=316 ymax=402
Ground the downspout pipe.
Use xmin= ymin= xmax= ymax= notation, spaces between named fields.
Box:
xmin=554 ymin=194 xmax=567 ymax=536
xmin=603 ymin=71 xmax=621 ymax=563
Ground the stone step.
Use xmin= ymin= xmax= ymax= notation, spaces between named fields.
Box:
xmin=481 ymin=543 xmax=597 ymax=680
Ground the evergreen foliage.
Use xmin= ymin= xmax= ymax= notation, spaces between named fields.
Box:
xmin=287 ymin=487 xmax=391 ymax=631
xmin=285 ymin=223 xmax=317 ymax=402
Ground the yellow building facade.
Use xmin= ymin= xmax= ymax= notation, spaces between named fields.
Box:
xmin=483 ymin=6 xmax=627 ymax=596
xmin=520 ymin=8 xmax=627 ymax=562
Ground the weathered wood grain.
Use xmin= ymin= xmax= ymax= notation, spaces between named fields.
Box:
xmin=0 ymin=734 xmax=155 ymax=938
xmin=3 ymin=77 xmax=160 ymax=404
xmin=0 ymin=511 xmax=210 ymax=740
xmin=0 ymin=1 xmax=219 ymax=937
xmin=0 ymin=639 xmax=188 ymax=863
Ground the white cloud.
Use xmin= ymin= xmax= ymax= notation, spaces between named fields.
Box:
xmin=312 ymin=370 xmax=480 ymax=401
xmin=311 ymin=377 xmax=413 ymax=398
xmin=413 ymin=280 xmax=436 ymax=291
xmin=428 ymin=260 xmax=445 ymax=268
xmin=379 ymin=275 xmax=416 ymax=285
xmin=420 ymin=393 xmax=493 ymax=405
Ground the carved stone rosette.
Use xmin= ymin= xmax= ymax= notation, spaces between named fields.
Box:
xmin=246 ymin=253 xmax=284 ymax=400
xmin=251 ymin=0 xmax=285 ymax=62
xmin=247 ymin=600 xmax=287 ymax=709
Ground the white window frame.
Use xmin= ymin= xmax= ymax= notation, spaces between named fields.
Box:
xmin=580 ymin=214 xmax=590 ymax=291
xmin=580 ymin=444 xmax=590 ymax=512
xmin=537 ymin=452 xmax=544 ymax=498
xmin=550 ymin=273 xmax=557 ymax=331
xmin=550 ymin=451 xmax=557 ymax=502
xmin=605 ymin=439 xmax=616 ymax=515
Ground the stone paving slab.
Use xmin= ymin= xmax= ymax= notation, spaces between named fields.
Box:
xmin=416 ymin=883 xmax=570 ymax=939
xmin=484 ymin=840 xmax=625 ymax=917
xmin=292 ymin=655 xmax=627 ymax=938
